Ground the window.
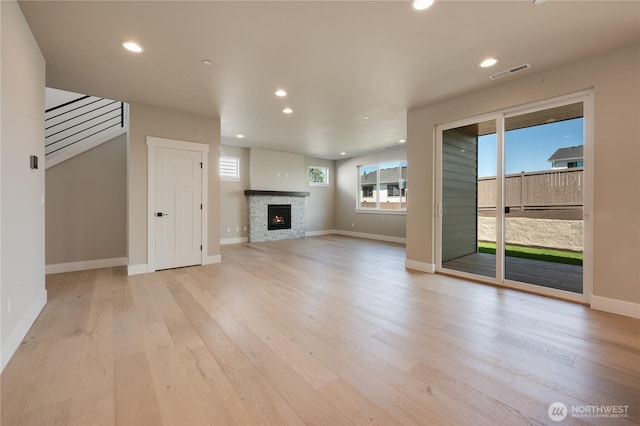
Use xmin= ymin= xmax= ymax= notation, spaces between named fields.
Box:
xmin=219 ymin=156 xmax=240 ymax=181
xmin=358 ymin=160 xmax=407 ymax=211
xmin=308 ymin=166 xmax=329 ymax=185
xmin=568 ymin=161 xmax=583 ymax=168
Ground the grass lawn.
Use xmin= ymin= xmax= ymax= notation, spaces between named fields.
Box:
xmin=478 ymin=242 xmax=583 ymax=266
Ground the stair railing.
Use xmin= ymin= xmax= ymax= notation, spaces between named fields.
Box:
xmin=45 ymin=95 xmax=125 ymax=158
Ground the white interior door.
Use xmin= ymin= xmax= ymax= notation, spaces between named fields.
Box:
xmin=155 ymin=147 xmax=202 ymax=270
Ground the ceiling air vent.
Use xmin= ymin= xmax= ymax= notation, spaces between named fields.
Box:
xmin=490 ymin=63 xmax=531 ymax=80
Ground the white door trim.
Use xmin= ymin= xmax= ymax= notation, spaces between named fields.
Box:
xmin=146 ymin=136 xmax=209 ymax=273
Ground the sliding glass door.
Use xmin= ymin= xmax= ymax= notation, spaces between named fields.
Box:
xmin=441 ymin=119 xmax=497 ymax=279
xmin=437 ymin=94 xmax=590 ymax=299
xmin=504 ymin=103 xmax=584 ymax=293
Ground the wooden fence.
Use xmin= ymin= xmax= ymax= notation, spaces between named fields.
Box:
xmin=478 ymin=168 xmax=583 ymax=210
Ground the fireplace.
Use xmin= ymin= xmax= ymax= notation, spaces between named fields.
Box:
xmin=245 ymin=190 xmax=309 ymax=242
xmin=268 ymin=204 xmax=292 ymax=230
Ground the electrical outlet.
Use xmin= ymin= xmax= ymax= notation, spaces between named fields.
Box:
xmin=226 ymin=227 xmax=231 ymax=233
xmin=244 ymin=226 xmax=247 ymax=231
xmin=236 ymin=226 xmax=239 ymax=232
xmin=318 ymin=221 xmax=322 ymax=227
xmin=351 ymin=222 xmax=355 ymax=227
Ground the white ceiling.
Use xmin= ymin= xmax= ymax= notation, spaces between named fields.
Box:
xmin=19 ymin=1 xmax=640 ymax=159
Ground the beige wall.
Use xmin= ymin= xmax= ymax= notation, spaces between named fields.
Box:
xmin=220 ymin=147 xmax=336 ymax=239
xmin=220 ymin=145 xmax=250 ymax=241
xmin=249 ymin=148 xmax=306 ymax=192
xmin=0 ymin=0 xmax=47 ymax=370
xmin=407 ymin=42 xmax=640 ymax=305
xmin=45 ymin=134 xmax=127 ymax=265
xmin=335 ymin=148 xmax=407 ymax=239
xmin=128 ymin=103 xmax=221 ymax=268
xmin=305 ymin=157 xmax=336 ymax=232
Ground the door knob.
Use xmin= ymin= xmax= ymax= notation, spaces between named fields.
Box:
xmin=156 ymin=212 xmax=168 ymax=217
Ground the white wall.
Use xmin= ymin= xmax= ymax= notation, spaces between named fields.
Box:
xmin=0 ymin=0 xmax=47 ymax=371
xmin=45 ymin=87 xmax=83 ymax=110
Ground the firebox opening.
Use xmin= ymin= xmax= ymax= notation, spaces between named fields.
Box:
xmin=267 ymin=204 xmax=292 ymax=230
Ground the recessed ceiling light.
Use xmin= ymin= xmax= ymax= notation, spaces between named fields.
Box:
xmin=533 ymin=0 xmax=546 ymax=4
xmin=480 ymin=58 xmax=498 ymax=68
xmin=398 ymin=139 xmax=406 ymax=143
xmin=283 ymin=108 xmax=293 ymax=114
xmin=202 ymin=59 xmax=213 ymax=66
xmin=340 ymin=152 xmax=346 ymax=156
xmin=412 ymin=0 xmax=435 ymax=11
xmin=122 ymin=41 xmax=143 ymax=53
xmin=236 ymin=134 xmax=244 ymax=138
xmin=275 ymin=89 xmax=287 ymax=97
xmin=364 ymin=115 xmax=371 ymax=119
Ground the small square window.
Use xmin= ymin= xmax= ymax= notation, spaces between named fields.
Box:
xmin=308 ymin=166 xmax=329 ymax=185
xmin=220 ymin=156 xmax=240 ymax=181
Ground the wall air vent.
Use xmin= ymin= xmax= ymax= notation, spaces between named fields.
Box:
xmin=490 ymin=63 xmax=531 ymax=80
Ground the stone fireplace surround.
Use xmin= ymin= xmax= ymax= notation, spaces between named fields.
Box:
xmin=245 ymin=190 xmax=310 ymax=242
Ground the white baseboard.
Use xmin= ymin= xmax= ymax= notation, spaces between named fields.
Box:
xmin=46 ymin=257 xmax=127 ymax=275
xmin=405 ymin=259 xmax=435 ymax=273
xmin=127 ymin=263 xmax=149 ymax=276
xmin=220 ymin=237 xmax=248 ymax=245
xmin=1 ymin=289 xmax=47 ymax=372
xmin=336 ymin=230 xmax=406 ymax=244
xmin=204 ymin=255 xmax=222 ymax=265
xmin=591 ymin=295 xmax=640 ymax=319
xmin=305 ymin=229 xmax=338 ymax=237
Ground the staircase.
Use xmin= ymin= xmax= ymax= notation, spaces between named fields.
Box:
xmin=45 ymin=94 xmax=127 ymax=168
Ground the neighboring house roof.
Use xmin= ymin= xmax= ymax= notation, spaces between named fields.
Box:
xmin=547 ymin=145 xmax=584 ymax=162
xmin=361 ymin=167 xmax=407 ymax=185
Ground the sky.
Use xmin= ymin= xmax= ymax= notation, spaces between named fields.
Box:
xmin=478 ymin=118 xmax=584 ymax=177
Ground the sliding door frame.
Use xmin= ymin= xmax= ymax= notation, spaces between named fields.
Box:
xmin=435 ymin=112 xmax=504 ymax=283
xmin=435 ymin=90 xmax=593 ymax=304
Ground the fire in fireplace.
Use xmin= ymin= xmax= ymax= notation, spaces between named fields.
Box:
xmin=267 ymin=204 xmax=292 ymax=230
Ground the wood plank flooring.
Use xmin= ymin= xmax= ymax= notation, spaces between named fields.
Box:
xmin=2 ymin=235 xmax=639 ymax=425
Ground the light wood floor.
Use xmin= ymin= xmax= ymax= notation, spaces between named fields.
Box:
xmin=2 ymin=235 xmax=639 ymax=425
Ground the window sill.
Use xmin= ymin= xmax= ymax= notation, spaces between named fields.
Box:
xmin=356 ymin=209 xmax=406 ymax=216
